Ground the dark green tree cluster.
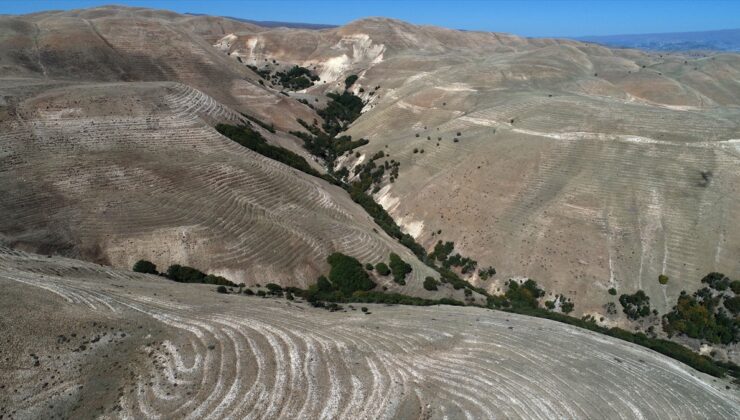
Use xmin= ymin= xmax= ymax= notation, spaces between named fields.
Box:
xmin=326 ymin=253 xmax=376 ymax=295
xmin=344 ymin=74 xmax=358 ymax=89
xmin=375 ymin=262 xmax=390 ymax=276
xmin=478 ymin=266 xmax=496 ymax=280
xmin=504 ymin=279 xmax=545 ymax=309
xmin=429 ymin=240 xmax=477 ymax=274
xmin=389 ymin=253 xmax=412 ymax=285
xmin=701 ymin=272 xmax=732 ymax=291
xmin=271 ymin=65 xmax=319 ymax=90
xmin=132 ymin=260 xmax=158 ymax=275
xmin=423 ymin=276 xmax=440 ymax=291
xmin=246 ymin=65 xmax=271 ymax=79
xmin=662 ymin=272 xmax=739 ymax=345
xmin=292 ymin=119 xmax=368 ymax=167
xmin=619 ymin=290 xmax=652 ymax=320
xmin=318 ymin=92 xmax=364 ymax=136
xmin=216 ymin=123 xmax=323 ymax=179
xmin=166 ymin=264 xmax=237 ymax=287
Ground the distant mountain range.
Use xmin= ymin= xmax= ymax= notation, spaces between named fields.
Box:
xmin=186 ymin=12 xmax=338 ymax=29
xmin=575 ymin=28 xmax=740 ymax=52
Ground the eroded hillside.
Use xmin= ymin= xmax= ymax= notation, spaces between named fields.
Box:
xmin=220 ymin=17 xmax=740 ymax=321
xmin=1 ymin=247 xmax=738 ymax=418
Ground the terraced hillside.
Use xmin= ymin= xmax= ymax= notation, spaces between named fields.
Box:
xmin=0 ymin=80 xmax=454 ymax=299
xmin=222 ymin=17 xmax=740 ymax=321
xmin=0 ymin=5 xmax=316 ymax=132
xmin=1 ymin=247 xmax=738 ymax=419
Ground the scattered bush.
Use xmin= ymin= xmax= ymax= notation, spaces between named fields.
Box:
xmin=216 ymin=286 xmax=228 ymax=294
xmin=659 ymin=274 xmax=669 ymax=285
xmin=133 ymin=260 xmax=158 ymax=275
xmin=365 ymin=263 xmax=374 ymax=271
xmin=608 ymin=287 xmax=617 ymax=296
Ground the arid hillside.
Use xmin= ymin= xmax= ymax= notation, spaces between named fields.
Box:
xmin=1 ymin=5 xmax=740 ymax=418
xmin=0 ymin=79 xmax=461 ymax=300
xmin=1 ymin=247 xmax=738 ymax=419
xmin=222 ymin=17 xmax=740 ymax=320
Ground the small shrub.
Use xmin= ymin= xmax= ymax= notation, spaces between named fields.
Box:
xmin=365 ymin=263 xmax=374 ymax=271
xmin=608 ymin=287 xmax=617 ymax=295
xmin=361 ymin=306 xmax=368 ymax=313
xmin=244 ymin=289 xmax=255 ymax=296
xmin=216 ymin=286 xmax=228 ymax=294
xmin=658 ymin=275 xmax=669 ymax=285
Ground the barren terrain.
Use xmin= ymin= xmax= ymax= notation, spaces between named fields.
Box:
xmin=1 ymin=247 xmax=738 ymax=419
xmin=222 ymin=16 xmax=740 ymax=318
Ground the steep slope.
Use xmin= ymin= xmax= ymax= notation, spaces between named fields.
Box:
xmin=1 ymin=247 xmax=738 ymax=419
xmin=222 ymin=18 xmax=740 ymax=321
xmin=0 ymin=80 xmax=450 ymax=299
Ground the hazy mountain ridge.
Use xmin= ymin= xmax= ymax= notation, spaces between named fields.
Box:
xmin=576 ymin=28 xmax=740 ymax=52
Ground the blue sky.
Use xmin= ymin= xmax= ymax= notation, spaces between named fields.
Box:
xmin=1 ymin=0 xmax=738 ymax=37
